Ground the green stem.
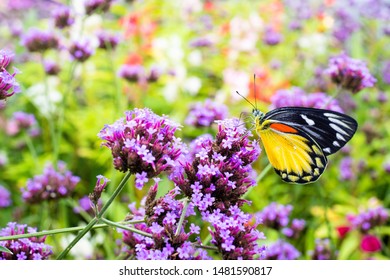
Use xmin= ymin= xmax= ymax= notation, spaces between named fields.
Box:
xmin=256 ymin=163 xmax=272 ymax=183
xmin=195 ymin=244 xmax=218 ymax=251
xmin=318 ymin=184 xmax=335 ymax=250
xmin=57 ymin=172 xmax=132 ymax=259
xmin=54 ymin=61 xmax=77 ymax=167
xmin=23 ymin=131 xmax=38 ymax=164
xmin=101 ymin=218 xmax=152 ymax=238
xmin=242 ymin=163 xmax=272 ymax=200
xmin=175 ymin=197 xmax=190 ymax=236
xmin=40 ymin=56 xmax=57 ymax=162
xmin=0 ymin=223 xmax=109 ymax=242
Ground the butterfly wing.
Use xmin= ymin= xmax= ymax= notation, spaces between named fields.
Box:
xmin=257 ymin=120 xmax=328 ymax=183
xmin=263 ymin=107 xmax=358 ymax=155
xmin=256 ymin=107 xmax=358 ymax=184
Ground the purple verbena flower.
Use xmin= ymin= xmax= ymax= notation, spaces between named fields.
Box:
xmin=43 ymin=60 xmax=61 ymax=76
xmin=0 ymin=49 xmax=20 ymax=101
xmin=381 ymin=60 xmax=390 ymax=85
xmin=117 ymin=64 xmax=145 ymax=83
xmin=350 ymin=206 xmax=389 ymax=233
xmin=98 ymin=108 xmax=187 ymax=188
xmin=84 ymin=0 xmax=113 ymax=15
xmin=256 ymin=202 xmax=293 ymax=230
xmin=21 ymin=161 xmax=80 ymax=204
xmin=89 ymin=175 xmax=110 ymax=205
xmin=189 ymin=37 xmax=213 ymax=48
xmin=73 ymin=195 xmax=94 ymax=214
xmin=21 ymin=28 xmax=59 ymax=52
xmin=310 ymin=238 xmax=336 ymax=260
xmin=174 ymin=118 xmax=260 ymax=213
xmin=282 ymin=218 xmax=306 ymax=239
xmin=0 ymin=185 xmax=12 ymax=208
xmin=270 ymin=87 xmax=343 ymax=112
xmin=263 ymin=27 xmax=283 ymax=46
xmin=185 ymin=99 xmax=229 ymax=127
xmin=121 ymin=184 xmax=211 ymax=260
xmin=69 ymin=40 xmax=95 ymax=62
xmin=8 ymin=111 xmax=38 ymax=136
xmin=0 ymin=222 xmax=53 ymax=260
xmin=325 ymin=52 xmax=376 ymax=94
xmin=264 ymin=240 xmax=301 ymax=260
xmin=146 ymin=65 xmax=162 ymax=83
xmin=339 ymin=157 xmax=355 ymax=181
xmin=206 ymin=207 xmax=267 ymax=260
xmin=97 ymin=31 xmax=120 ymax=50
xmin=52 ymin=6 xmax=75 ymax=29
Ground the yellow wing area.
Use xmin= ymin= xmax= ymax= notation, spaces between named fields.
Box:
xmin=256 ymin=121 xmax=328 ymax=184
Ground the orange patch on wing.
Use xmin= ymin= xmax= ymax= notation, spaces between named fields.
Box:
xmin=270 ymin=123 xmax=298 ymax=134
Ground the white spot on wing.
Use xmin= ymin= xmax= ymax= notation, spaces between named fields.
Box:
xmin=328 ymin=117 xmax=352 ymax=130
xmin=324 ymin=112 xmax=341 ymax=118
xmin=333 ymin=141 xmax=340 ymax=147
xmin=300 ymin=114 xmax=315 ymax=126
xmin=323 ymin=147 xmax=331 ymax=153
xmin=329 ymin=123 xmax=349 ymax=136
xmin=336 ymin=133 xmax=346 ymax=141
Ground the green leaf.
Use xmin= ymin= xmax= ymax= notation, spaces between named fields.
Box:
xmin=0 ymin=246 xmax=13 ymax=255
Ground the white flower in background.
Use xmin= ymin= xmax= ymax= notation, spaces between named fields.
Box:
xmin=0 ymin=151 xmax=8 ymax=167
xmin=183 ymin=76 xmax=202 ymax=95
xmin=25 ymin=77 xmax=62 ymax=117
xmin=223 ymin=68 xmax=249 ymax=102
xmin=298 ymin=33 xmax=328 ymax=56
xmin=229 ymin=13 xmax=264 ymax=53
xmin=188 ymin=50 xmax=202 ymax=66
xmin=60 ymin=231 xmax=104 ymax=259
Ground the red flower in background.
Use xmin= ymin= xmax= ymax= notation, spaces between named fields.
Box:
xmin=336 ymin=226 xmax=351 ymax=239
xmin=361 ymin=235 xmax=381 ymax=253
xmin=248 ymin=68 xmax=289 ymax=103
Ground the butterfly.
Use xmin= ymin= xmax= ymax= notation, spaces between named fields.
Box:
xmin=251 ymin=106 xmax=358 ymax=184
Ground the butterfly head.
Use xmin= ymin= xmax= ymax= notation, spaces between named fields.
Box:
xmin=252 ymin=108 xmax=264 ymax=120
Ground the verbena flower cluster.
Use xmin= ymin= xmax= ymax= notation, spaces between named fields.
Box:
xmin=0 ymin=222 xmax=53 ymax=260
xmin=270 ymin=87 xmax=343 ymax=112
xmin=257 ymin=202 xmax=306 ymax=259
xmin=174 ymin=118 xmax=261 ymax=212
xmin=185 ymin=99 xmax=229 ymax=127
xmin=325 ymin=52 xmax=376 ymax=94
xmin=7 ymin=111 xmax=39 ymax=137
xmin=97 ymin=31 xmax=120 ymax=50
xmin=310 ymin=238 xmax=336 ymax=260
xmin=256 ymin=202 xmax=293 ymax=230
xmin=85 ymin=0 xmax=113 ymax=15
xmin=205 ymin=206 xmax=267 ymax=259
xmin=350 ymin=206 xmax=389 ymax=233
xmin=52 ymin=6 xmax=74 ymax=29
xmin=264 ymin=240 xmax=301 ymax=260
xmin=21 ymin=161 xmax=80 ymax=203
xmin=0 ymin=49 xmax=20 ymax=101
xmin=98 ymin=108 xmax=187 ymax=189
xmin=118 ymin=64 xmax=162 ymax=83
xmin=0 ymin=185 xmax=12 ymax=208
xmin=121 ymin=182 xmax=211 ymax=260
xmin=21 ymin=28 xmax=59 ymax=53
xmin=69 ymin=40 xmax=95 ymax=62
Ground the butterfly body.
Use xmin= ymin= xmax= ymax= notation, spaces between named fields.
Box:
xmin=253 ymin=107 xmax=358 ymax=184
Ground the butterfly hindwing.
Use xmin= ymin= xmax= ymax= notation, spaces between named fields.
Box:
xmin=255 ymin=107 xmax=357 ymax=184
xmin=258 ymin=119 xmax=328 ymax=183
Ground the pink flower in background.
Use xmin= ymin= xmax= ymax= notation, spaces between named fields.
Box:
xmin=361 ymin=235 xmax=381 ymax=253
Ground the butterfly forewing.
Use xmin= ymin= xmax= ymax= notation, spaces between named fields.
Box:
xmin=255 ymin=107 xmax=358 ymax=184
xmin=263 ymin=107 xmax=358 ymax=155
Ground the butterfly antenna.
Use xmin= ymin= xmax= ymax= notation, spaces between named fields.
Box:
xmin=253 ymin=73 xmax=258 ymax=109
xmin=236 ymin=90 xmax=256 ymax=110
